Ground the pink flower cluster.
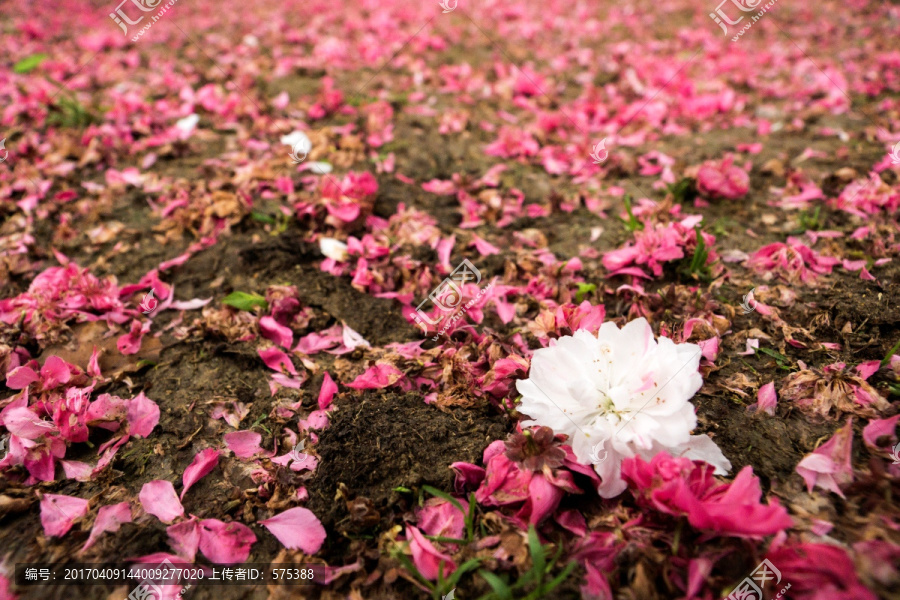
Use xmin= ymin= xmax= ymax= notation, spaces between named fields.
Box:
xmin=1 ymin=356 xmax=159 ymax=484
xmin=747 ymin=239 xmax=839 ymax=284
xmin=696 ymin=156 xmax=750 ymax=199
xmin=603 ymin=216 xmax=718 ymax=278
xmin=622 ymin=452 xmax=793 ymax=539
xmin=451 ymin=428 xmax=598 ymax=528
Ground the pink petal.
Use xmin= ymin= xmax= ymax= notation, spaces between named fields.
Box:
xmin=345 ymin=363 xmax=403 ymax=389
xmin=126 ymin=392 xmax=160 ymax=438
xmin=260 ymin=316 xmax=294 ymax=349
xmin=862 ymin=415 xmax=900 ymax=449
xmin=61 ymin=460 xmax=94 ymax=481
xmin=258 ymin=347 xmax=297 ymax=374
xmin=5 ymin=366 xmax=39 ymax=389
xmin=224 ymin=431 xmax=263 ymax=459
xmin=41 ymin=494 xmax=90 ymax=537
xmin=856 ymin=360 xmax=881 ymax=380
xmin=198 ymin=519 xmax=256 ymax=564
xmin=82 ymin=502 xmax=132 ymax=552
xmin=139 ymin=480 xmax=185 ymax=523
xmin=41 ymin=356 xmax=73 ymax=388
xmin=417 ymin=500 xmax=465 ymax=539
xmin=259 ymin=507 xmax=327 ymax=554
xmin=527 ymin=473 xmax=564 ymax=525
xmin=318 ymin=372 xmax=338 ymax=410
xmin=167 ymin=518 xmax=200 ymax=561
xmin=406 ymin=526 xmax=456 ymax=581
xmin=181 ymin=449 xmax=220 ymax=500
xmin=756 ymin=382 xmax=778 ymax=416
xmin=4 ymin=407 xmax=56 ymax=439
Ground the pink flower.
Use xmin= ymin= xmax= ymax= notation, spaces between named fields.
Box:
xmin=469 ymin=429 xmax=589 ymax=526
xmin=796 ymin=418 xmax=854 ymax=498
xmin=766 ymin=541 xmax=877 ymax=600
xmin=602 ymin=219 xmax=717 ymax=278
xmin=748 ymin=241 xmax=839 ymax=284
xmin=405 ymin=526 xmax=456 ymax=581
xmin=696 ymin=156 xmax=749 ymax=199
xmin=484 ymin=126 xmax=540 ymax=159
xmin=622 ymin=452 xmax=792 ymax=539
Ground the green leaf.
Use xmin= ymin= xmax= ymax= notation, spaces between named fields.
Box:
xmin=881 ymin=338 xmax=900 ymax=366
xmin=446 ymin=559 xmax=481 ymax=588
xmin=541 ymin=561 xmax=577 ymax=596
xmin=574 ymin=283 xmax=596 ymax=304
xmin=622 ymin=195 xmax=644 ymax=232
xmin=479 ymin=570 xmax=513 ymax=600
xmin=527 ymin=526 xmax=545 ymax=579
xmin=251 ymin=211 xmax=276 ymax=224
xmin=13 ymin=54 xmax=47 ymax=74
xmin=222 ymin=291 xmax=268 ymax=312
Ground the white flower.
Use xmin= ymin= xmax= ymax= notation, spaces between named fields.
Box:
xmin=318 ymin=237 xmax=348 ymax=262
xmin=516 ymin=318 xmax=731 ymax=498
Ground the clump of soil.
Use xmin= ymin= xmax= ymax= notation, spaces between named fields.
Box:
xmin=307 ymin=391 xmax=508 ymax=531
